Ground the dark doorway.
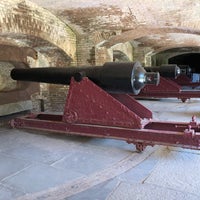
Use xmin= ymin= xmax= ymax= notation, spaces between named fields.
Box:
xmin=169 ymin=53 xmax=200 ymax=73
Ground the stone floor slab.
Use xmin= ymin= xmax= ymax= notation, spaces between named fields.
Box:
xmin=52 ymin=149 xmax=129 ymax=175
xmin=1 ymin=143 xmax=66 ymax=165
xmin=0 ymin=184 xmax=25 ymax=200
xmin=145 ymin=149 xmax=200 ymax=196
xmin=2 ymin=163 xmax=84 ymax=194
xmin=0 ymin=153 xmax=30 ymax=181
xmin=66 ymin=179 xmax=119 ymax=200
xmin=106 ymin=182 xmax=199 ymax=200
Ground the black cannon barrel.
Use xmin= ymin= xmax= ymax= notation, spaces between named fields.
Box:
xmin=144 ymin=64 xmax=180 ymax=78
xmin=178 ymin=65 xmax=192 ymax=77
xmin=11 ymin=62 xmax=159 ymax=95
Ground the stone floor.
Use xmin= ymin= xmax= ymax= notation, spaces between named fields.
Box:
xmin=0 ymin=98 xmax=200 ymax=200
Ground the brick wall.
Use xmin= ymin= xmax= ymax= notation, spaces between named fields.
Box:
xmin=76 ymin=35 xmax=95 ymax=66
xmin=48 ymin=84 xmax=68 ymax=112
xmin=0 ymin=0 xmax=77 ymax=64
xmin=0 ymin=0 xmax=79 ymax=115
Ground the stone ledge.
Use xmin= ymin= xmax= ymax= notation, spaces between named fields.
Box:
xmin=0 ymin=100 xmax=32 ymax=116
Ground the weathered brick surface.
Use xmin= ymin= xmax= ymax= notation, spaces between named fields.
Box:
xmin=48 ymin=84 xmax=68 ymax=112
xmin=0 ymin=0 xmax=77 ymax=64
xmin=0 ymin=62 xmax=16 ymax=91
xmin=0 ymin=0 xmax=79 ymax=114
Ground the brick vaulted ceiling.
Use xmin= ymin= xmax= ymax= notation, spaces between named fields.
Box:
xmin=1 ymin=0 xmax=200 ymax=63
xmin=30 ymin=0 xmax=200 ymax=52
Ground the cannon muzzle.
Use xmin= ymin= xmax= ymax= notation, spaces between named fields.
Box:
xmin=11 ymin=62 xmax=159 ymax=95
xmin=178 ymin=65 xmax=192 ymax=77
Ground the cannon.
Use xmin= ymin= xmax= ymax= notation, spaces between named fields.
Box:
xmin=144 ymin=64 xmax=180 ymax=79
xmin=11 ymin=62 xmax=159 ymax=95
xmin=10 ymin=62 xmax=200 ymax=152
xmin=173 ymin=65 xmax=200 ymax=88
xmin=178 ymin=65 xmax=192 ymax=77
xmin=131 ymin=64 xmax=200 ymax=102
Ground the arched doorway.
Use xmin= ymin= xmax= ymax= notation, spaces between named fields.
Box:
xmin=169 ymin=53 xmax=200 ymax=73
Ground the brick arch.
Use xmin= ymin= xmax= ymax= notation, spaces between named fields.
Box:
xmin=102 ymin=26 xmax=200 ymax=48
xmin=113 ymin=50 xmax=131 ymax=62
xmin=111 ymin=42 xmax=134 ymax=62
xmin=0 ymin=37 xmax=72 ymax=69
xmin=0 ymin=44 xmax=37 ymax=63
xmin=151 ymin=45 xmax=200 ymax=55
xmin=167 ymin=51 xmax=200 ymax=63
xmin=148 ymin=46 xmax=200 ymax=66
xmin=0 ymin=0 xmax=77 ymax=64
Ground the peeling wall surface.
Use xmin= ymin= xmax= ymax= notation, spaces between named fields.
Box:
xmin=1 ymin=0 xmax=200 ymax=114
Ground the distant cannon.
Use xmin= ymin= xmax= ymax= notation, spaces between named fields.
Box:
xmin=144 ymin=64 xmax=180 ymax=79
xmin=178 ymin=65 xmax=192 ymax=77
xmin=173 ymin=65 xmax=200 ymax=87
xmin=134 ymin=64 xmax=200 ymax=102
xmin=11 ymin=62 xmax=159 ymax=95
